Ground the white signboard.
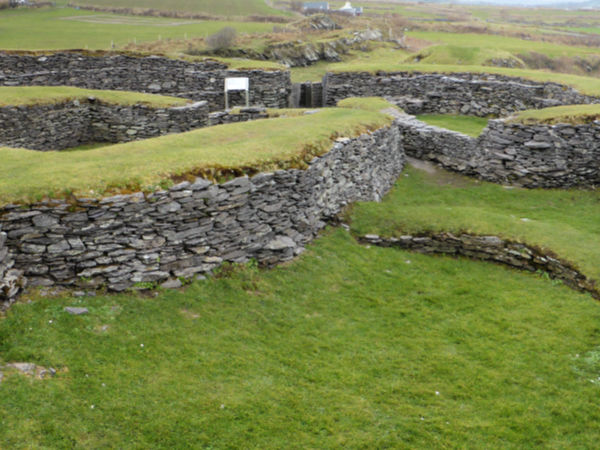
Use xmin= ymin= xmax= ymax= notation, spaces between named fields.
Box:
xmin=225 ymin=77 xmax=249 ymax=91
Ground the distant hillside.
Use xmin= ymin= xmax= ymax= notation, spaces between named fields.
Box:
xmin=69 ymin=0 xmax=290 ymax=17
xmin=415 ymin=0 xmax=600 ymax=8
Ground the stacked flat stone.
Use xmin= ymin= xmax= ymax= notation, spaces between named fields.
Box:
xmin=0 ymin=100 xmax=209 ymax=150
xmin=397 ymin=114 xmax=600 ymax=188
xmin=323 ymin=71 xmax=600 ymax=115
xmin=0 ymin=123 xmax=404 ymax=292
xmin=0 ymin=52 xmax=291 ymax=111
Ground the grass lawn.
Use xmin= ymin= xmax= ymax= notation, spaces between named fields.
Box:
xmin=0 ymin=106 xmax=391 ymax=204
xmin=509 ymin=104 xmax=600 ymax=125
xmin=0 ymin=86 xmax=189 ymax=107
xmin=0 ymin=7 xmax=277 ymax=50
xmin=350 ymin=164 xmax=600 ymax=283
xmin=1 ymin=229 xmax=600 ymax=447
xmin=416 ymin=114 xmax=489 ymax=137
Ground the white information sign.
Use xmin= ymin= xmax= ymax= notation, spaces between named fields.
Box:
xmin=225 ymin=77 xmax=249 ymax=91
xmin=224 ymin=77 xmax=250 ymax=109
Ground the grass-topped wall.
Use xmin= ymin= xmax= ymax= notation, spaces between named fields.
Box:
xmin=0 ymin=104 xmax=402 ymax=303
xmin=0 ymin=87 xmax=209 ymax=151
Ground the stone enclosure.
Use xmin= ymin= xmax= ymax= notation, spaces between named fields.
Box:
xmin=0 ymin=99 xmax=209 ymax=150
xmin=2 ymin=53 xmax=600 ymax=306
xmin=0 ymin=51 xmax=291 ymax=111
xmin=322 ymin=71 xmax=600 ymax=116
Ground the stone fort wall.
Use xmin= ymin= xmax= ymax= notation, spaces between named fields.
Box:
xmin=323 ymin=71 xmax=600 ymax=116
xmin=397 ymin=114 xmax=600 ymax=188
xmin=0 ymin=52 xmax=291 ymax=111
xmin=0 ymin=99 xmax=209 ymax=150
xmin=0 ymin=122 xmax=404 ymax=306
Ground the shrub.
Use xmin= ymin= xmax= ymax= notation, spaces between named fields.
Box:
xmin=206 ymin=27 xmax=237 ymax=51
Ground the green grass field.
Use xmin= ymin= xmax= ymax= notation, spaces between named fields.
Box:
xmin=416 ymin=114 xmax=489 ymax=137
xmin=0 ymin=7 xmax=276 ymax=50
xmin=350 ymin=164 xmax=600 ymax=283
xmin=1 ymin=229 xmax=600 ymax=447
xmin=68 ymin=0 xmax=289 ymax=17
xmin=0 ymin=86 xmax=189 ymax=107
xmin=0 ymin=106 xmax=391 ymax=204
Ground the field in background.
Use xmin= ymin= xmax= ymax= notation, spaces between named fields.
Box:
xmin=58 ymin=0 xmax=290 ymax=17
xmin=0 ymin=7 xmax=276 ymax=50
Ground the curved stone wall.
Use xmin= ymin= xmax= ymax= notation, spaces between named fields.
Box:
xmin=0 ymin=52 xmax=291 ymax=111
xmin=0 ymin=99 xmax=209 ymax=150
xmin=397 ymin=115 xmax=600 ymax=188
xmin=360 ymin=233 xmax=598 ymax=299
xmin=323 ymin=71 xmax=600 ymax=116
xmin=0 ymin=123 xmax=404 ymax=293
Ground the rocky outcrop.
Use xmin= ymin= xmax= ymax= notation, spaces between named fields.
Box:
xmin=323 ymin=71 xmax=600 ymax=116
xmin=0 ymin=99 xmax=209 ymax=150
xmin=0 ymin=52 xmax=291 ymax=111
xmin=359 ymin=233 xmax=598 ymax=299
xmin=397 ymin=115 xmax=600 ymax=188
xmin=210 ymin=30 xmax=382 ymax=68
xmin=0 ymin=225 xmax=26 ymax=310
xmin=0 ymin=122 xmax=404 ymax=293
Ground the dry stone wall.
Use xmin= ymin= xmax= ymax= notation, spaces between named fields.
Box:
xmin=0 ymin=123 xmax=404 ymax=293
xmin=478 ymin=120 xmax=600 ymax=188
xmin=0 ymin=52 xmax=291 ymax=111
xmin=397 ymin=115 xmax=600 ymax=188
xmin=323 ymin=71 xmax=600 ymax=116
xmin=0 ymin=99 xmax=209 ymax=150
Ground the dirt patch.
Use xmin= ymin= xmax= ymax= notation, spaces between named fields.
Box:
xmin=407 ymin=157 xmax=478 ymax=188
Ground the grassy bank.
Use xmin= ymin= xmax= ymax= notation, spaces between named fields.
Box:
xmin=416 ymin=114 xmax=489 ymax=137
xmin=0 ymin=106 xmax=391 ymax=204
xmin=509 ymin=104 xmax=600 ymax=125
xmin=350 ymin=164 xmax=600 ymax=282
xmin=1 ymin=230 xmax=599 ymax=447
xmin=0 ymin=86 xmax=189 ymax=107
